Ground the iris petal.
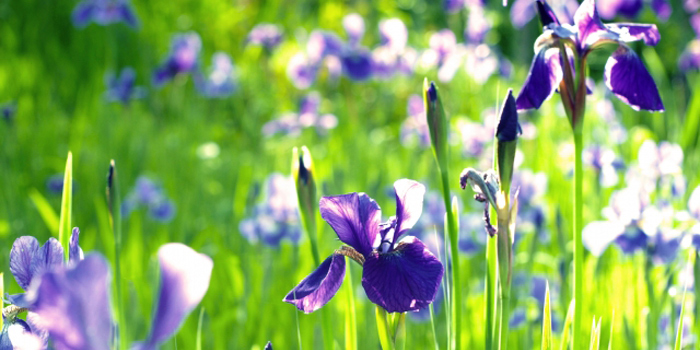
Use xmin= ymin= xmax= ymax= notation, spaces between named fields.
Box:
xmin=284 ymin=254 xmax=346 ymax=313
xmin=320 ymin=193 xmax=381 ymax=256
xmin=29 ymin=238 xmax=64 ymax=285
xmin=604 ymin=46 xmax=664 ymax=112
xmin=606 ymin=23 xmax=660 ymax=46
xmin=515 ymin=48 xmax=563 ymax=111
xmin=69 ymin=228 xmax=84 ymax=264
xmin=392 ymin=179 xmax=426 ymax=242
xmin=573 ymin=0 xmax=608 ymax=50
xmin=10 ymin=237 xmax=40 ymax=290
xmin=362 ymin=237 xmax=444 ymax=313
xmin=144 ymin=243 xmax=213 ymax=348
xmin=71 ymin=2 xmax=94 ymax=28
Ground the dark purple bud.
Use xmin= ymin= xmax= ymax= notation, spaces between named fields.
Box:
xmin=428 ymin=82 xmax=437 ymax=102
xmin=495 ymin=89 xmax=521 ymax=142
xmin=265 ymin=341 xmax=273 ymax=350
xmin=536 ymin=0 xmax=560 ymax=26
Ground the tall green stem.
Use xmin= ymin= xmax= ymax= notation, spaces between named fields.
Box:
xmin=107 ymin=160 xmax=126 ymax=350
xmin=496 ymin=214 xmax=512 ymax=350
xmin=573 ymin=127 xmax=584 ymax=350
xmin=485 ymin=235 xmax=497 ymax=350
xmin=440 ymin=170 xmax=461 ymax=350
xmin=345 ymin=261 xmax=357 ymax=350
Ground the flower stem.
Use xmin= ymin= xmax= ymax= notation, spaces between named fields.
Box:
xmin=485 ymin=235 xmax=497 ymax=350
xmin=496 ymin=214 xmax=513 ymax=350
xmin=345 ymin=260 xmax=357 ymax=350
xmin=572 ymin=126 xmax=584 ymax=350
xmin=107 ymin=160 xmax=126 ymax=350
xmin=439 ymin=170 xmax=461 ymax=350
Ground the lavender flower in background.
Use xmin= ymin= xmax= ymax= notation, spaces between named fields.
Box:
xmin=510 ymin=0 xmax=577 ymax=28
xmin=239 ymin=173 xmax=302 ymax=247
xmin=195 ymin=52 xmax=237 ymax=98
xmin=247 ymin=23 xmax=284 ymax=51
xmin=262 ymin=92 xmax=337 ymax=137
xmin=456 ymin=112 xmax=494 ymax=158
xmin=284 ymin=179 xmax=444 ymax=313
xmin=287 ymin=53 xmax=319 ymax=89
xmin=516 ymin=0 xmax=664 ymax=112
xmin=343 ymin=13 xmax=365 ymax=46
xmin=28 ymin=243 xmax=212 ymax=350
xmin=153 ymin=32 xmax=202 ymax=87
xmin=72 ymin=0 xmax=139 ymax=28
xmin=583 ymin=144 xmax=624 ymax=187
xmin=420 ymin=30 xmax=465 ymax=82
xmin=597 ymin=0 xmax=671 ymax=21
xmin=104 ymin=67 xmax=146 ymax=104
xmin=679 ymin=40 xmax=700 ymax=71
xmin=593 ymin=93 xmax=628 ymax=144
xmin=512 ymin=170 xmax=548 ymax=236
xmin=400 ymin=94 xmax=430 ymax=148
xmin=629 ymin=140 xmax=685 ymax=197
xmin=1 ymin=102 xmax=16 ymax=123
xmin=264 ymin=341 xmax=273 ymax=350
xmin=445 ymin=0 xmax=466 ymax=12
xmin=122 ymin=176 xmax=176 ymax=222
xmin=465 ymin=4 xmax=491 ymax=44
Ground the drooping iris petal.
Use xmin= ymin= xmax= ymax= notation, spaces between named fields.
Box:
xmin=515 ymin=48 xmax=563 ymax=111
xmin=71 ymin=3 xmax=95 ymax=28
xmin=31 ymin=254 xmax=113 ymax=350
xmin=582 ymin=221 xmax=624 ymax=256
xmin=573 ymin=0 xmax=608 ymax=50
xmin=392 ymin=179 xmax=426 ymax=242
xmin=69 ymin=227 xmax=84 ymax=264
xmin=10 ymin=237 xmax=40 ymax=290
xmin=604 ymin=46 xmax=664 ymax=112
xmin=0 ymin=318 xmax=42 ymax=350
xmin=29 ymin=238 xmax=64 ymax=284
xmin=143 ymin=243 xmax=213 ymax=349
xmin=606 ymin=23 xmax=660 ymax=46
xmin=362 ymin=237 xmax=444 ymax=313
xmin=320 ymin=193 xmax=381 ymax=256
xmin=25 ymin=312 xmax=48 ymax=349
xmin=283 ymin=254 xmax=346 ymax=313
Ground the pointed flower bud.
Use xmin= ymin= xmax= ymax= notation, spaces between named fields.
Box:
xmin=292 ymin=146 xmax=320 ymax=264
xmin=495 ymin=89 xmax=520 ymax=197
xmin=423 ymin=79 xmax=449 ymax=172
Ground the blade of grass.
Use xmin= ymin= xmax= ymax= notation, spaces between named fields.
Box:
xmin=430 ymin=304 xmax=440 ymax=350
xmin=607 ymin=311 xmax=614 ymax=350
xmin=674 ymin=251 xmax=694 ymax=350
xmin=196 ymin=307 xmax=205 ymax=350
xmin=28 ymin=188 xmax=59 ymax=235
xmin=541 ymin=281 xmax=552 ymax=350
xmin=560 ymin=299 xmax=575 ymax=350
xmin=344 ymin=260 xmax=357 ymax=350
xmin=58 ymin=151 xmax=72 ymax=262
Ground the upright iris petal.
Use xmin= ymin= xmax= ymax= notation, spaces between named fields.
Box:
xmin=141 ymin=243 xmax=213 ymax=350
xmin=515 ymin=49 xmax=563 ymax=110
xmin=362 ymin=237 xmax=443 ymax=313
xmin=69 ymin=227 xmax=84 ymax=264
xmin=283 ymin=254 xmax=346 ymax=313
xmin=392 ymin=179 xmax=426 ymax=244
xmin=604 ymin=46 xmax=664 ymax=112
xmin=319 ymin=193 xmax=381 ymax=256
xmin=9 ymin=237 xmax=41 ymax=291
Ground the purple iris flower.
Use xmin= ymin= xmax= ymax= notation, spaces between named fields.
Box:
xmin=420 ymin=30 xmax=465 ymax=83
xmin=262 ymin=92 xmax=338 ymax=137
xmin=72 ymin=0 xmax=138 ymax=28
xmin=583 ymin=144 xmax=624 ymax=187
xmin=104 ymin=67 xmax=146 ymax=105
xmin=341 ymin=46 xmax=374 ymax=81
xmin=456 ymin=114 xmax=494 ymax=157
xmin=27 ymin=243 xmax=212 ymax=350
xmin=247 ymin=24 xmax=283 ymax=51
xmin=597 ymin=0 xmax=671 ymax=21
xmin=1 ymin=102 xmax=16 ymax=123
xmin=516 ymin=0 xmax=664 ymax=112
xmin=287 ymin=53 xmax=319 ymax=89
xmin=45 ymin=174 xmax=66 ymax=195
xmin=510 ymin=0 xmax=578 ymax=28
xmin=679 ymin=39 xmax=700 ymax=71
xmin=195 ymin=52 xmax=237 ymax=98
xmin=284 ymin=179 xmax=444 ymax=313
xmin=264 ymin=341 xmax=273 ymax=350
xmin=630 ymin=140 xmax=685 ymax=197
xmin=239 ymin=173 xmax=302 ymax=247
xmin=153 ymin=32 xmax=202 ymax=87
xmin=445 ymin=0 xmax=466 ymax=12
xmin=122 ymin=176 xmax=176 ymax=222
xmin=466 ymin=5 xmax=491 ymax=44
xmin=400 ymin=95 xmax=430 ymax=148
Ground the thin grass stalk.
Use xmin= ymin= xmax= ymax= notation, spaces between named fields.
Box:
xmin=196 ymin=307 xmax=205 ymax=350
xmin=485 ymin=236 xmax=498 ymax=350
xmin=643 ymin=253 xmax=657 ymax=350
xmin=430 ymin=304 xmax=440 ymax=350
xmin=439 ymin=170 xmax=461 ymax=350
xmin=107 ymin=160 xmax=126 ymax=350
xmin=496 ymin=209 xmax=513 ymax=349
xmin=58 ymin=151 xmax=73 ymax=262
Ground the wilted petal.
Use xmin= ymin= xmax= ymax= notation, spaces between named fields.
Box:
xmin=515 ymin=48 xmax=563 ymax=111
xmin=71 ymin=2 xmax=94 ymax=28
xmin=10 ymin=237 xmax=40 ymax=290
xmin=32 ymin=254 xmax=113 ymax=350
xmin=69 ymin=227 xmax=84 ymax=264
xmin=604 ymin=46 xmax=664 ymax=112
xmin=574 ymin=0 xmax=608 ymax=50
xmin=29 ymin=238 xmax=64 ymax=284
xmin=606 ymin=23 xmax=660 ymax=46
xmin=283 ymin=254 xmax=346 ymax=313
xmin=393 ymin=179 xmax=426 ymax=241
xmin=582 ymin=221 xmax=624 ymax=256
xmin=362 ymin=237 xmax=444 ymax=313
xmin=320 ymin=193 xmax=381 ymax=256
xmin=142 ymin=243 xmax=213 ymax=348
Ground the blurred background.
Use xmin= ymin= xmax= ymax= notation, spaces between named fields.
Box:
xmin=1 ymin=0 xmax=700 ymax=348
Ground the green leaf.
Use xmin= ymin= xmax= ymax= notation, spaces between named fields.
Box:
xmin=196 ymin=307 xmax=205 ymax=350
xmin=541 ymin=281 xmax=552 ymax=350
xmin=589 ymin=317 xmax=601 ymax=350
xmin=28 ymin=188 xmax=59 ymax=235
xmin=393 ymin=313 xmax=406 ymax=350
xmin=375 ymin=306 xmax=393 ymax=350
xmin=607 ymin=311 xmax=614 ymax=350
xmin=560 ymin=299 xmax=575 ymax=350
xmin=58 ymin=151 xmax=72 ymax=262
xmin=674 ymin=251 xmax=694 ymax=350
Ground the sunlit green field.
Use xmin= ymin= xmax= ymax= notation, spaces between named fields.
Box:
xmin=2 ymin=0 xmax=700 ymax=349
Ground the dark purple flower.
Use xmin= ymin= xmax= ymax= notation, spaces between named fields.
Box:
xmin=341 ymin=47 xmax=373 ymax=81
xmin=264 ymin=341 xmax=273 ymax=350
xmin=284 ymin=179 xmax=444 ymax=313
xmin=516 ymin=0 xmax=664 ymax=112
xmin=153 ymin=32 xmax=202 ymax=87
xmin=247 ymin=24 xmax=284 ymax=51
xmin=45 ymin=174 xmax=66 ymax=194
xmin=1 ymin=102 xmax=16 ymax=123
xmin=400 ymin=95 xmax=430 ymax=148
xmin=72 ymin=0 xmax=139 ymax=28
xmin=104 ymin=67 xmax=146 ymax=104
xmin=195 ymin=52 xmax=237 ymax=98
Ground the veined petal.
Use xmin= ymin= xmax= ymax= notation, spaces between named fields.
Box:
xmin=10 ymin=237 xmax=40 ymax=290
xmin=29 ymin=238 xmax=64 ymax=285
xmin=69 ymin=227 xmax=84 ymax=264
xmin=320 ymin=193 xmax=381 ymax=256
xmin=362 ymin=237 xmax=444 ymax=313
xmin=515 ymin=48 xmax=563 ymax=111
xmin=143 ymin=243 xmax=213 ymax=348
xmin=604 ymin=46 xmax=664 ymax=112
xmin=582 ymin=221 xmax=624 ymax=256
xmin=574 ymin=0 xmax=609 ymax=50
xmin=606 ymin=23 xmax=660 ymax=46
xmin=392 ymin=179 xmax=425 ymax=241
xmin=31 ymin=254 xmax=113 ymax=350
xmin=284 ymin=254 xmax=346 ymax=313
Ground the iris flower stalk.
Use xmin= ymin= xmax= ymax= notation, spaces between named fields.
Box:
xmin=423 ymin=79 xmax=461 ymax=350
xmin=107 ymin=160 xmax=126 ymax=350
xmin=516 ymin=0 xmax=664 ymax=347
xmin=459 ymin=90 xmax=520 ymax=350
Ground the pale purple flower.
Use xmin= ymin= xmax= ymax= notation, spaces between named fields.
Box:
xmin=400 ymin=95 xmax=430 ymax=147
xmin=153 ymin=32 xmax=202 ymax=86
xmin=284 ymin=179 xmax=444 ymax=313
xmin=122 ymin=176 xmax=176 ymax=222
xmin=104 ymin=67 xmax=146 ymax=104
xmin=195 ymin=52 xmax=237 ymax=98
xmin=72 ymin=0 xmax=138 ymax=28
xmin=263 ymin=92 xmax=337 ymax=137
xmin=679 ymin=39 xmax=700 ymax=71
xmin=247 ymin=23 xmax=283 ymax=51
xmin=343 ymin=13 xmax=365 ymax=45
xmin=597 ymin=0 xmax=671 ymax=21
xmin=379 ymin=19 xmax=408 ymax=52
xmin=287 ymin=53 xmax=319 ymax=89
xmin=239 ymin=173 xmax=302 ymax=247
xmin=466 ymin=5 xmax=491 ymax=44
xmin=583 ymin=144 xmax=624 ymax=187
xmin=445 ymin=0 xmax=466 ymax=12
